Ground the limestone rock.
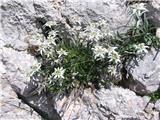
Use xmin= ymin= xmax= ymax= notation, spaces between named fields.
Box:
xmin=156 ymin=28 xmax=160 ymax=38
xmin=0 ymin=69 xmax=41 ymax=120
xmin=1 ymin=47 xmax=37 ymax=93
xmin=147 ymin=0 xmax=160 ymax=27
xmin=54 ymin=87 xmax=150 ymax=120
xmin=0 ymin=0 xmax=61 ymax=51
xmin=126 ymin=48 xmax=160 ymax=95
xmin=147 ymin=0 xmax=160 ymax=40
xmin=0 ymin=60 xmax=6 ymax=77
xmin=145 ymin=103 xmax=154 ymax=113
xmin=154 ymin=99 xmax=160 ymax=112
xmin=61 ymin=0 xmax=134 ymax=34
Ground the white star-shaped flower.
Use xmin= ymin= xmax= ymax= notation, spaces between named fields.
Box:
xmin=53 ymin=67 xmax=65 ymax=79
xmin=88 ymin=29 xmax=102 ymax=41
xmin=108 ymin=51 xmax=121 ymax=63
xmin=108 ymin=66 xmax=117 ymax=76
xmin=57 ymin=48 xmax=68 ymax=58
xmin=84 ymin=24 xmax=103 ymax=41
xmin=132 ymin=3 xmax=148 ymax=16
xmin=133 ymin=3 xmax=148 ymax=12
xmin=134 ymin=43 xmax=149 ymax=54
xmin=92 ymin=45 xmax=107 ymax=60
xmin=107 ymin=46 xmax=117 ymax=56
xmin=47 ymin=30 xmax=57 ymax=45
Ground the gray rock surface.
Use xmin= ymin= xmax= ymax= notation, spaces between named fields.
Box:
xmin=147 ymin=0 xmax=160 ymax=27
xmin=54 ymin=87 xmax=153 ymax=120
xmin=126 ymin=48 xmax=160 ymax=95
xmin=145 ymin=103 xmax=154 ymax=113
xmin=1 ymin=47 xmax=37 ymax=92
xmin=0 ymin=61 xmax=41 ymax=120
xmin=61 ymin=0 xmax=134 ymax=34
xmin=147 ymin=0 xmax=160 ymax=39
xmin=154 ymin=99 xmax=160 ymax=112
xmin=0 ymin=0 xmax=61 ymax=51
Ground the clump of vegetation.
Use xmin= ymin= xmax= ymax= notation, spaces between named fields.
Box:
xmin=149 ymin=90 xmax=160 ymax=102
xmin=30 ymin=19 xmax=122 ymax=93
xmin=29 ymin=3 xmax=160 ymax=94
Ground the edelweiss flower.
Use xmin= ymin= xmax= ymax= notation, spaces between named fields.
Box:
xmin=84 ymin=24 xmax=103 ymax=41
xmin=88 ymin=29 xmax=102 ymax=41
xmin=109 ymin=51 xmax=121 ymax=63
xmin=92 ymin=45 xmax=107 ymax=60
xmin=107 ymin=46 xmax=117 ymax=56
xmin=108 ymin=66 xmax=117 ymax=76
xmin=57 ymin=48 xmax=68 ymax=58
xmin=47 ymin=31 xmax=57 ymax=45
xmin=53 ymin=67 xmax=65 ymax=79
xmin=132 ymin=3 xmax=148 ymax=16
xmin=134 ymin=43 xmax=149 ymax=54
xmin=132 ymin=3 xmax=148 ymax=12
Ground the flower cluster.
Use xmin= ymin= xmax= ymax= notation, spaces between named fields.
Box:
xmin=68 ymin=16 xmax=113 ymax=43
xmin=29 ymin=3 xmax=158 ymax=93
xmin=92 ymin=45 xmax=107 ymax=60
xmin=131 ymin=3 xmax=148 ymax=27
xmin=29 ymin=17 xmax=123 ymax=93
xmin=131 ymin=3 xmax=148 ymax=16
xmin=92 ymin=45 xmax=120 ymax=63
xmin=82 ymin=23 xmax=103 ymax=42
